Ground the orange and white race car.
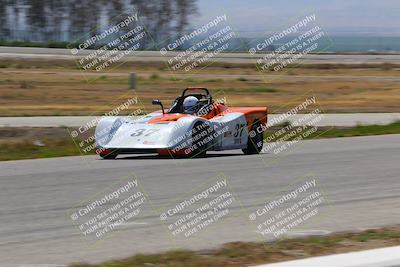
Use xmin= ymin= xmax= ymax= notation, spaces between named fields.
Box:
xmin=95 ymin=88 xmax=267 ymax=159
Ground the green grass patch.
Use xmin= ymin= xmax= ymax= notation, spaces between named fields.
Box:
xmin=204 ymin=78 xmax=223 ymax=82
xmin=0 ymin=40 xmax=72 ymax=48
xmin=149 ymin=73 xmax=160 ymax=80
xmin=315 ymin=122 xmax=400 ymax=138
xmin=0 ymin=139 xmax=82 ymax=161
xmin=184 ymin=77 xmax=196 ymax=82
xmin=231 ymin=87 xmax=278 ymax=93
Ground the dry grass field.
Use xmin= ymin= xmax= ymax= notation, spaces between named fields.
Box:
xmin=0 ymin=58 xmax=399 ymax=116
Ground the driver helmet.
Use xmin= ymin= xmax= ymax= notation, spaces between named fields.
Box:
xmin=183 ymin=96 xmax=199 ymax=114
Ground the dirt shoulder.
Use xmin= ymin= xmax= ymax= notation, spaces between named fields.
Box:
xmin=70 ymin=226 xmax=400 ymax=267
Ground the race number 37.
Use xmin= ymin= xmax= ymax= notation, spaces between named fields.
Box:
xmin=234 ymin=123 xmax=246 ymax=138
xmin=130 ymin=128 xmax=160 ymax=137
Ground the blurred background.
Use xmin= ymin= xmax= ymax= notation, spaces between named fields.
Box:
xmin=1 ymin=0 xmax=400 ymax=52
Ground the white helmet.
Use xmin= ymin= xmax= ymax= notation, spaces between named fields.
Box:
xmin=183 ymin=96 xmax=199 ymax=114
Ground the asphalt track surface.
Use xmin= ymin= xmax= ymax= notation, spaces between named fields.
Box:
xmin=1 ymin=134 xmax=400 ymax=265
xmin=1 ymin=113 xmax=400 ymax=128
xmin=1 ymin=46 xmax=400 ymax=64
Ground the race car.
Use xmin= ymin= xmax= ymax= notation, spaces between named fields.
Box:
xmin=95 ymin=87 xmax=267 ymax=159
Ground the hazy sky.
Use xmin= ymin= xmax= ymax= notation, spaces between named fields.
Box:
xmin=192 ymin=0 xmax=400 ymax=36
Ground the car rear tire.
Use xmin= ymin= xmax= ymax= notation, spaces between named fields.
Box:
xmin=242 ymin=121 xmax=263 ymax=155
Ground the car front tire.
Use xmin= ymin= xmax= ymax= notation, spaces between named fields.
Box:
xmin=190 ymin=122 xmax=212 ymax=158
xmin=98 ymin=149 xmax=118 ymax=159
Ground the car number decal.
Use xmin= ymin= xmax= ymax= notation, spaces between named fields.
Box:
xmin=130 ymin=128 xmax=160 ymax=137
